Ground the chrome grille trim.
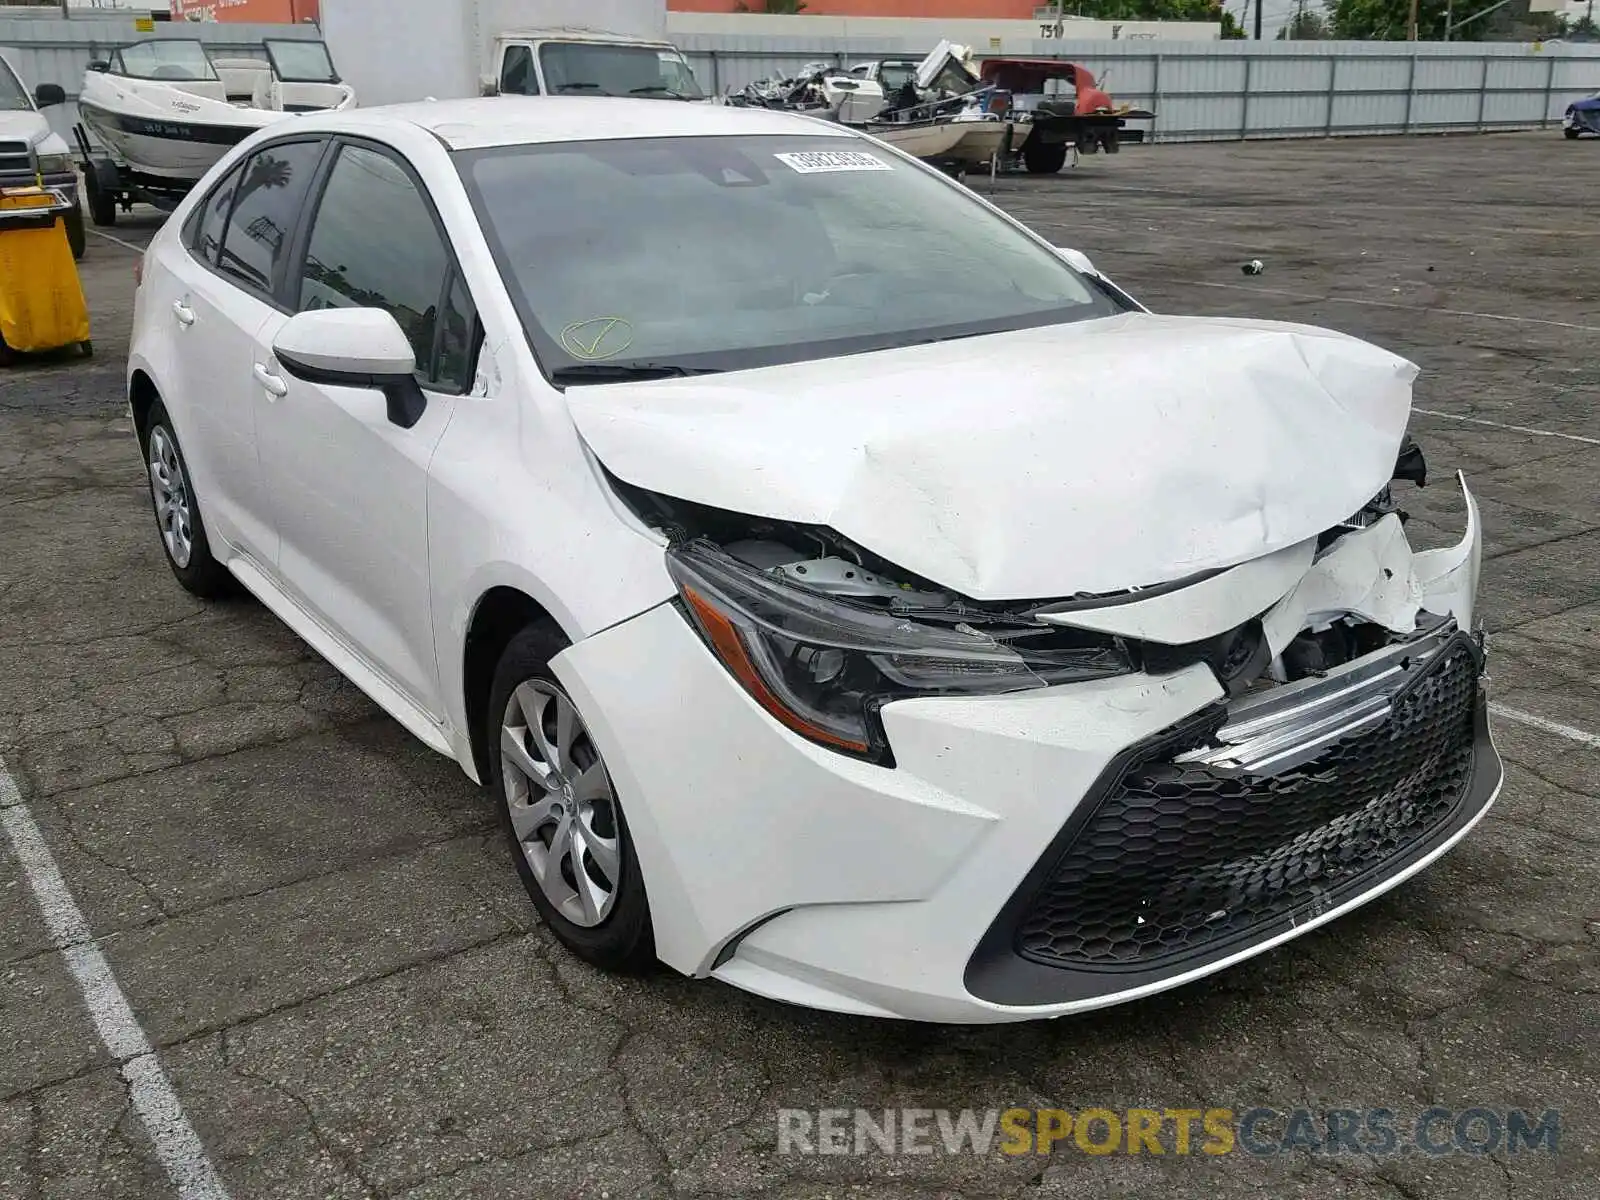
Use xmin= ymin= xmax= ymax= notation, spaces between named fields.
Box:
xmin=1175 ymin=626 xmax=1457 ymax=777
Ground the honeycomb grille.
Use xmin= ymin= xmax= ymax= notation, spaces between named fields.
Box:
xmin=1016 ymin=641 xmax=1481 ymax=970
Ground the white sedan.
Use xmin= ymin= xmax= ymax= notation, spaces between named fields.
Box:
xmin=129 ymin=97 xmax=1501 ymax=1023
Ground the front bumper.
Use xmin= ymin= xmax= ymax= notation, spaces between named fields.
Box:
xmin=1564 ymin=107 xmax=1600 ymax=135
xmin=552 ymin=491 xmax=1499 ymax=1024
xmin=0 ymin=171 xmax=78 ymax=205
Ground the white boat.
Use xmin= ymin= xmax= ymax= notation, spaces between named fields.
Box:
xmin=871 ymin=115 xmax=1009 ymax=169
xmin=78 ymin=38 xmax=355 ymax=191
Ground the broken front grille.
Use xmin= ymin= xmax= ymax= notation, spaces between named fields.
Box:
xmin=1015 ymin=634 xmax=1481 ymax=971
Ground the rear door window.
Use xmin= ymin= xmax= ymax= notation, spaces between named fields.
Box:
xmin=215 ymin=140 xmax=327 ymax=298
xmin=190 ymin=161 xmax=245 ymax=266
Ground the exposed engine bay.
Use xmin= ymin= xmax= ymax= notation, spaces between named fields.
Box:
xmin=615 ymin=433 xmax=1467 ymax=698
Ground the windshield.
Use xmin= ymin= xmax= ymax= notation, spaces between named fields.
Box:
xmin=0 ymin=57 xmax=29 ymax=112
xmin=114 ymin=40 xmax=218 ymax=83
xmin=459 ymin=134 xmax=1121 ymax=379
xmin=878 ymin=63 xmax=917 ymax=92
xmin=265 ymin=40 xmax=337 ymax=83
xmin=537 ymin=42 xmax=704 ymax=99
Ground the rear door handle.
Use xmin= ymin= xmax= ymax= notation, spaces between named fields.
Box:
xmin=252 ymin=362 xmax=288 ymax=398
xmin=171 ymin=300 xmax=196 ymax=326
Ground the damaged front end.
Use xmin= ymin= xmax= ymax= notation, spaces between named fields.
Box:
xmin=619 ymin=436 xmax=1485 ymax=772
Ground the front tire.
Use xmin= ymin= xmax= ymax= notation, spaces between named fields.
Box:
xmin=487 ymin=622 xmax=655 ymax=973
xmin=1564 ymin=127 xmax=1580 ymax=140
xmin=142 ymin=401 xmax=233 ymax=598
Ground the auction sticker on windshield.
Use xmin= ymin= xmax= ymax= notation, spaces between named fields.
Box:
xmin=775 ymin=150 xmax=893 ymax=174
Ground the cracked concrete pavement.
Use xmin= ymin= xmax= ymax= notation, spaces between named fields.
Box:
xmin=2 ymin=133 xmax=1597 ymax=1198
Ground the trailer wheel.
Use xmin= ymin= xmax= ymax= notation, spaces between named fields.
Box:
xmin=63 ymin=203 xmax=86 ymax=260
xmin=1023 ymin=142 xmax=1068 ymax=175
xmin=86 ymin=173 xmax=117 ymax=228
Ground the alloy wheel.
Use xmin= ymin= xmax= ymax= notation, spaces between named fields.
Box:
xmin=500 ymin=679 xmax=622 ymax=928
xmin=148 ymin=426 xmax=193 ymax=569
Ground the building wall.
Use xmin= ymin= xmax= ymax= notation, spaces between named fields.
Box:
xmin=169 ymin=0 xmax=320 ymax=22
xmin=670 ymin=1 xmax=1039 ymax=12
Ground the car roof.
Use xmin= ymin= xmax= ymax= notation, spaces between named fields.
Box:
xmin=295 ymin=97 xmax=859 ymax=151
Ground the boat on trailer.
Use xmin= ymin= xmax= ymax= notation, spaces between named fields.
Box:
xmin=75 ymin=37 xmax=355 ymax=214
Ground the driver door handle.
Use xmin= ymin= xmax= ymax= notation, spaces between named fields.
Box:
xmin=252 ymin=362 xmax=289 ymax=399
xmin=171 ymin=300 xmax=196 ymax=327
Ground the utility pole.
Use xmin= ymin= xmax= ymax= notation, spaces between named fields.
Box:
xmin=1255 ymin=0 xmax=1263 ymax=39
xmin=1408 ymin=0 xmax=1420 ymax=40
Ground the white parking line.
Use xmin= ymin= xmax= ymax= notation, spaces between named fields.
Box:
xmin=88 ymin=228 xmax=149 ymax=255
xmin=1490 ymin=704 xmax=1600 ymax=751
xmin=0 ymin=761 xmax=230 ymax=1200
xmin=1188 ymin=280 xmax=1600 ymax=333
xmin=1412 ymin=409 xmax=1600 ymax=448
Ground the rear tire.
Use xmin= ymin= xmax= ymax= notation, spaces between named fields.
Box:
xmin=487 ymin=622 xmax=656 ymax=973
xmin=142 ymin=401 xmax=234 ymax=598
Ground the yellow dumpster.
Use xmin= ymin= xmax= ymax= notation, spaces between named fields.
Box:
xmin=0 ymin=186 xmax=92 ymax=364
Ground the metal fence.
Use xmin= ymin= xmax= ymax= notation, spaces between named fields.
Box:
xmin=677 ymin=35 xmax=1600 ymax=142
xmin=5 ymin=15 xmax=1599 ymax=145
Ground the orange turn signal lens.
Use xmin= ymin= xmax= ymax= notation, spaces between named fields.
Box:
xmin=683 ymin=586 xmax=871 ymax=754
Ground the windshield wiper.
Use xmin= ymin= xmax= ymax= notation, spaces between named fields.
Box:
xmin=550 ymin=363 xmax=722 ymax=384
xmin=555 ymin=82 xmax=608 ymax=94
xmin=629 ymin=85 xmax=698 ymax=100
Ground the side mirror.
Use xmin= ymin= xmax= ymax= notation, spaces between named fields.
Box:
xmin=86 ymin=61 xmax=109 ymax=74
xmin=34 ymin=83 xmax=67 ymax=108
xmin=1054 ymin=245 xmax=1100 ymax=276
xmin=1054 ymin=244 xmax=1147 ymax=312
xmin=273 ymin=308 xmax=428 ymax=429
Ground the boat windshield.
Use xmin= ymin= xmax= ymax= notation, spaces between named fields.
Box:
xmin=538 ymin=42 xmax=704 ymax=100
xmin=877 ymin=62 xmax=918 ymax=93
xmin=458 ymin=133 xmax=1122 ymax=380
xmin=113 ymin=40 xmax=218 ymax=83
xmin=0 ymin=56 xmax=29 ymax=112
xmin=265 ymin=40 xmax=338 ymax=84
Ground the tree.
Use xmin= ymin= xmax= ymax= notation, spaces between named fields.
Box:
xmin=1328 ymin=0 xmax=1482 ymax=40
xmin=1277 ymin=3 xmax=1332 ymax=37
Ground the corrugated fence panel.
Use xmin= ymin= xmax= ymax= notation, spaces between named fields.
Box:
xmin=4 ymin=21 xmax=1599 ymax=143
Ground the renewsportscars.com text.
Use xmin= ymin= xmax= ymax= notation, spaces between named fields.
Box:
xmin=777 ymin=1106 xmax=1561 ymax=1158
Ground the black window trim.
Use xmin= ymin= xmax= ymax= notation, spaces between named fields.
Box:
xmin=186 ymin=134 xmax=336 ymax=314
xmin=284 ymin=134 xmax=483 ymax=397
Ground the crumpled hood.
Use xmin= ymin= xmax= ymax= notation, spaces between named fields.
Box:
xmin=567 ymin=313 xmax=1418 ymax=600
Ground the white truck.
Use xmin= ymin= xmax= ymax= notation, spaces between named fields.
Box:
xmin=0 ymin=48 xmax=84 ymax=258
xmin=319 ymin=0 xmax=704 ymax=108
